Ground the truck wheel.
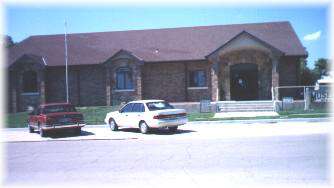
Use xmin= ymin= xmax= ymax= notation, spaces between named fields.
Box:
xmin=109 ymin=118 xmax=118 ymax=131
xmin=139 ymin=121 xmax=149 ymax=134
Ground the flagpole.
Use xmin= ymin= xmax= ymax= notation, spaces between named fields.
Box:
xmin=64 ymin=20 xmax=69 ymax=103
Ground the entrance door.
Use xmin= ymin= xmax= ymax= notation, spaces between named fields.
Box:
xmin=230 ymin=63 xmax=258 ymax=100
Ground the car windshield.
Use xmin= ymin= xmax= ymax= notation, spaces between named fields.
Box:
xmin=43 ymin=105 xmax=77 ymax=114
xmin=146 ymin=101 xmax=174 ymax=111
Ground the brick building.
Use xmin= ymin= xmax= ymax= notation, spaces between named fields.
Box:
xmin=7 ymin=21 xmax=307 ymax=112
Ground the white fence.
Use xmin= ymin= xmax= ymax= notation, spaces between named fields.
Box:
xmin=273 ymin=85 xmax=332 ymax=111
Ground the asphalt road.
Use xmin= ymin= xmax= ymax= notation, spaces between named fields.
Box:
xmin=3 ymin=121 xmax=331 ymax=188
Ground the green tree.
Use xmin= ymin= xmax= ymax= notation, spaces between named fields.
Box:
xmin=299 ymin=58 xmax=316 ymax=85
xmin=313 ymin=58 xmax=330 ymax=80
xmin=3 ymin=35 xmax=15 ymax=48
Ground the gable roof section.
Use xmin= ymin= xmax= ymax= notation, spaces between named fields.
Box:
xmin=7 ymin=21 xmax=307 ymax=67
xmin=104 ymin=49 xmax=144 ymax=63
xmin=207 ymin=30 xmax=284 ymax=58
xmin=9 ymin=53 xmax=44 ymax=68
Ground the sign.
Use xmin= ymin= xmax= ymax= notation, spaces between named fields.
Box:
xmin=312 ymin=86 xmax=332 ymax=102
xmin=282 ymin=97 xmax=294 ymax=103
xmin=200 ymin=100 xmax=211 ymax=113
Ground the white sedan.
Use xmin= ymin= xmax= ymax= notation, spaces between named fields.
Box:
xmin=104 ymin=100 xmax=188 ymax=134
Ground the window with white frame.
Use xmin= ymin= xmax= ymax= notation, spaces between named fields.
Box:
xmin=189 ymin=70 xmax=206 ymax=87
xmin=116 ymin=67 xmax=134 ymax=90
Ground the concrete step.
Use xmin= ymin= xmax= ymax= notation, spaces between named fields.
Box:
xmin=220 ymin=105 xmax=274 ymax=108
xmin=219 ymin=109 xmax=275 ymax=112
xmin=217 ymin=101 xmax=275 ymax=112
xmin=221 ymin=107 xmax=274 ymax=110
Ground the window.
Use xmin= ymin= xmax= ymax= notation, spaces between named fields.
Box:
xmin=189 ymin=70 xmax=206 ymax=87
xmin=42 ymin=105 xmax=77 ymax=114
xmin=116 ymin=67 xmax=133 ymax=90
xmin=132 ymin=103 xmax=145 ymax=112
xmin=120 ymin=103 xmax=134 ymax=113
xmin=146 ymin=101 xmax=174 ymax=111
xmin=22 ymin=71 xmax=38 ymax=93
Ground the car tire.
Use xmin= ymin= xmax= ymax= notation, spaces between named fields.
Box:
xmin=109 ymin=118 xmax=118 ymax=131
xmin=39 ymin=127 xmax=46 ymax=137
xmin=28 ymin=125 xmax=34 ymax=133
xmin=139 ymin=121 xmax=149 ymax=134
xmin=168 ymin=126 xmax=178 ymax=133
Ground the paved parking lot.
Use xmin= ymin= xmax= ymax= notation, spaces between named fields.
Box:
xmin=2 ymin=119 xmax=332 ymax=142
xmin=3 ymin=119 xmax=333 ymax=188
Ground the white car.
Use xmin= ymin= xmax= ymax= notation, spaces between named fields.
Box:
xmin=104 ymin=100 xmax=188 ymax=134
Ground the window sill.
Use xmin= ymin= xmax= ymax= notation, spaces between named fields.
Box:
xmin=114 ymin=89 xmax=135 ymax=92
xmin=187 ymin=87 xmax=208 ymax=90
xmin=21 ymin=92 xmax=39 ymax=96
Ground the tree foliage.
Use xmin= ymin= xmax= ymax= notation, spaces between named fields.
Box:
xmin=4 ymin=35 xmax=15 ymax=48
xmin=313 ymin=58 xmax=329 ymax=79
xmin=299 ymin=58 xmax=330 ymax=86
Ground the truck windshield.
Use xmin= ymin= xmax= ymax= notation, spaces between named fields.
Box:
xmin=43 ymin=105 xmax=77 ymax=114
xmin=146 ymin=101 xmax=174 ymax=111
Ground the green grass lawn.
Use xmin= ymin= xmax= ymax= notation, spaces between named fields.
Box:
xmin=5 ymin=106 xmax=120 ymax=128
xmin=5 ymin=106 xmax=331 ymax=128
xmin=76 ymin=106 xmax=119 ymax=125
xmin=6 ymin=112 xmax=29 ymax=128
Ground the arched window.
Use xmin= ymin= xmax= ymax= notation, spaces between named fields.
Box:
xmin=22 ymin=71 xmax=38 ymax=93
xmin=116 ymin=67 xmax=133 ymax=90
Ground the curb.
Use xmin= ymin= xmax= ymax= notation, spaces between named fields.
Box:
xmin=4 ymin=137 xmax=139 ymax=143
xmin=188 ymin=117 xmax=332 ymax=125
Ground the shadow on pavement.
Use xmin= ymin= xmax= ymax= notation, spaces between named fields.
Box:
xmin=119 ymin=128 xmax=196 ymax=135
xmin=47 ymin=130 xmax=95 ymax=138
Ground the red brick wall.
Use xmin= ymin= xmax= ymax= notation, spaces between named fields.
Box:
xmin=279 ymin=56 xmax=300 ymax=86
xmin=142 ymin=61 xmax=211 ymax=102
xmin=46 ymin=65 xmax=106 ymax=106
xmin=142 ymin=62 xmax=186 ymax=102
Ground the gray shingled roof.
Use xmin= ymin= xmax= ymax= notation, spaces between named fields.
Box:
xmin=8 ymin=21 xmax=307 ymax=67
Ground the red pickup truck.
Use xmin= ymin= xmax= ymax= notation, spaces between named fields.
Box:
xmin=28 ymin=103 xmax=85 ymax=137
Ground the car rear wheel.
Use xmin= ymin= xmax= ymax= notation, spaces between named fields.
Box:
xmin=168 ymin=126 xmax=178 ymax=133
xmin=139 ymin=121 xmax=149 ymax=134
xmin=109 ymin=118 xmax=118 ymax=131
xmin=75 ymin=127 xmax=81 ymax=135
xmin=28 ymin=125 xmax=34 ymax=133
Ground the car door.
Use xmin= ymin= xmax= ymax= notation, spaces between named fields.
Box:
xmin=127 ymin=103 xmax=145 ymax=128
xmin=117 ymin=103 xmax=134 ymax=127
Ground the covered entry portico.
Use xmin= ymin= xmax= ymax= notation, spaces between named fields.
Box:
xmin=208 ymin=31 xmax=282 ymax=101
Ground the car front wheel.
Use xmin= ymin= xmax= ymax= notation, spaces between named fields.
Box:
xmin=139 ymin=121 xmax=149 ymax=134
xmin=168 ymin=126 xmax=178 ymax=132
xmin=109 ymin=118 xmax=118 ymax=131
xmin=39 ymin=127 xmax=46 ymax=137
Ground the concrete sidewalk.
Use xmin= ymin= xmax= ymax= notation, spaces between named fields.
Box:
xmin=214 ymin=111 xmax=279 ymax=118
xmin=190 ymin=117 xmax=332 ymax=125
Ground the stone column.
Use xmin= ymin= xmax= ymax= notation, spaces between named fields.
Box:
xmin=106 ymin=69 xmax=111 ymax=106
xmin=11 ymin=86 xmax=17 ymax=113
xmin=222 ymin=63 xmax=231 ymax=100
xmin=210 ymin=62 xmax=219 ymax=101
xmin=136 ymin=65 xmax=142 ymax=100
xmin=39 ymin=72 xmax=46 ymax=104
xmin=271 ymin=55 xmax=280 ymax=100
